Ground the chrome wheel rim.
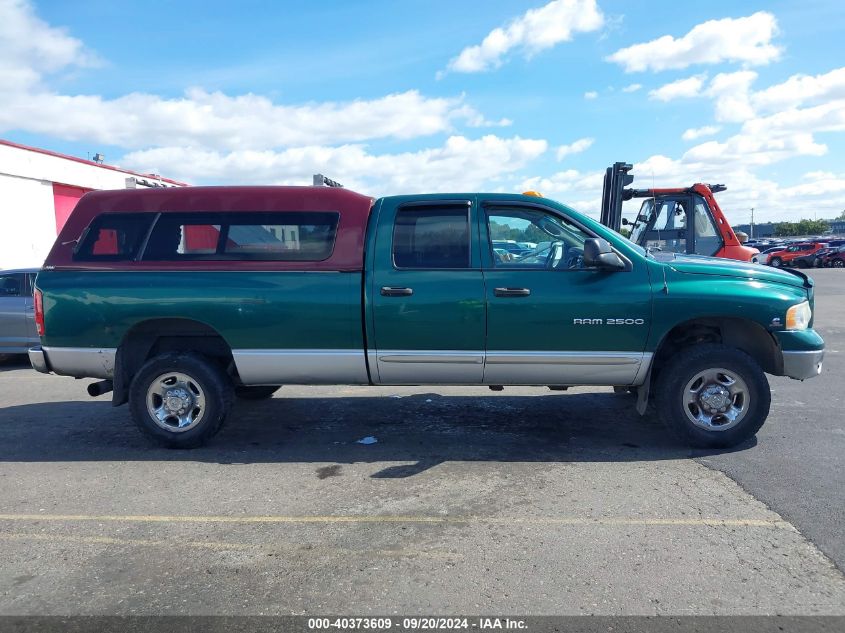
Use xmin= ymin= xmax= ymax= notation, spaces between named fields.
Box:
xmin=682 ymin=367 xmax=749 ymax=432
xmin=146 ymin=372 xmax=206 ymax=433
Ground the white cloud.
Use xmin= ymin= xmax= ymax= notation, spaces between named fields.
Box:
xmin=682 ymin=125 xmax=721 ymax=141
xmin=555 ymin=137 xmax=593 ymax=160
xmin=0 ymin=0 xmax=98 ymax=91
xmin=444 ymin=0 xmax=604 ymax=74
xmin=607 ymin=12 xmax=781 ymax=73
xmin=0 ymin=89 xmax=505 ymax=150
xmin=519 ymin=168 xmax=605 ymax=212
xmin=648 ymin=75 xmax=706 ymax=101
xmin=0 ymin=2 xmax=510 ymax=151
xmin=752 ymin=67 xmax=845 ymax=112
xmin=622 ymin=83 xmax=642 ymax=93
xmin=708 ymin=71 xmax=758 ymax=122
xmin=584 ymin=91 xmax=598 ymax=100
xmin=121 ymin=135 xmax=549 ymax=194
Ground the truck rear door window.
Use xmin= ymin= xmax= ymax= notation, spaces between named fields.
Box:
xmin=393 ymin=207 xmax=470 ymax=269
xmin=142 ymin=212 xmax=339 ymax=261
xmin=74 ymin=214 xmax=154 ymax=261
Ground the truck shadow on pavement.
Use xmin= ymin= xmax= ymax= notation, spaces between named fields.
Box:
xmin=0 ymin=391 xmax=753 ymax=475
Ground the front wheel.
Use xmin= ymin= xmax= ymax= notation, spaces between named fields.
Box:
xmin=654 ymin=344 xmax=770 ymax=448
xmin=769 ymin=257 xmax=782 ymax=268
xmin=129 ymin=352 xmax=234 ymax=448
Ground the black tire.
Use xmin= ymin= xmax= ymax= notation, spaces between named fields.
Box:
xmin=129 ymin=352 xmax=234 ymax=448
xmin=769 ymin=257 xmax=782 ymax=268
xmin=235 ymin=385 xmax=280 ymax=400
xmin=796 ymin=259 xmax=807 ymax=269
xmin=834 ymin=259 xmax=845 ymax=268
xmin=654 ymin=344 xmax=770 ymax=449
xmin=0 ymin=354 xmax=12 ymax=364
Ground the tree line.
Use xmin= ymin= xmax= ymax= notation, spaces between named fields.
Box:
xmin=772 ymin=219 xmax=832 ymax=237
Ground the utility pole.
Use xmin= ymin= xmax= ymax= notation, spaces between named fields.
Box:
xmin=750 ymin=207 xmax=754 ymax=239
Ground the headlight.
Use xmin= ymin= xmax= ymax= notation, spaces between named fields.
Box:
xmin=785 ymin=301 xmax=811 ymax=331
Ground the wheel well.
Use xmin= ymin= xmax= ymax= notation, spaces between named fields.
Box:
xmin=652 ymin=318 xmax=781 ymax=381
xmin=112 ymin=318 xmax=235 ymax=406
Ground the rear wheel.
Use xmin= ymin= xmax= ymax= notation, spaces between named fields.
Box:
xmin=834 ymin=259 xmax=845 ymax=268
xmin=769 ymin=257 xmax=783 ymax=268
xmin=796 ymin=259 xmax=808 ymax=269
xmin=129 ymin=352 xmax=234 ymax=448
xmin=235 ymin=385 xmax=281 ymax=400
xmin=654 ymin=344 xmax=770 ymax=448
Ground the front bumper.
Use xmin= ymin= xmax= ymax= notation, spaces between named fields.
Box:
xmin=782 ymin=349 xmax=824 ymax=380
xmin=28 ymin=346 xmax=49 ymax=374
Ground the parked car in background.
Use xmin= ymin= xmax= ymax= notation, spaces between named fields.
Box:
xmin=793 ymin=247 xmax=834 ymax=269
xmin=820 ymin=246 xmax=845 ymax=268
xmin=0 ymin=268 xmax=39 ymax=362
xmin=767 ymin=243 xmax=828 ymax=268
xmin=751 ymin=246 xmax=783 ymax=265
xmin=492 ymin=240 xmax=532 ymax=259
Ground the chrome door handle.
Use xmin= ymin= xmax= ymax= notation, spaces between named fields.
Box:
xmin=381 ymin=286 xmax=414 ymax=297
xmin=494 ymin=287 xmax=531 ymax=297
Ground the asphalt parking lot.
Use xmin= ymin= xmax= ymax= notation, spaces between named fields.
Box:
xmin=0 ymin=270 xmax=844 ymax=615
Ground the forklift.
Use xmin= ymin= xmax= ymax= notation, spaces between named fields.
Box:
xmin=599 ymin=162 xmax=758 ymax=262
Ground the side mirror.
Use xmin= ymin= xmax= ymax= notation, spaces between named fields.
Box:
xmin=583 ymin=238 xmax=626 ymax=270
xmin=735 ymin=231 xmax=749 ymax=244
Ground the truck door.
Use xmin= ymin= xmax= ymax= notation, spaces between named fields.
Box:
xmin=369 ymin=198 xmax=486 ymax=384
xmin=481 ymin=201 xmax=652 ymax=386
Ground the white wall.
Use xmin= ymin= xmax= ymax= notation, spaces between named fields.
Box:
xmin=0 ymin=143 xmax=183 ymax=270
xmin=0 ymin=175 xmax=56 ymax=269
xmin=0 ymin=143 xmax=173 ymax=191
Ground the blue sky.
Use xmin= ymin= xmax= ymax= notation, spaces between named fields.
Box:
xmin=2 ymin=0 xmax=845 ymax=223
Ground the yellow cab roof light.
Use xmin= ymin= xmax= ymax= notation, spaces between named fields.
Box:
xmin=522 ymin=190 xmax=543 ymax=197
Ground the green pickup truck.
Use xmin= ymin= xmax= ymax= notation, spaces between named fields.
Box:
xmin=29 ymin=186 xmax=824 ymax=449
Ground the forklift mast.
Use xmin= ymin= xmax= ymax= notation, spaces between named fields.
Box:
xmin=599 ymin=162 xmax=634 ymax=233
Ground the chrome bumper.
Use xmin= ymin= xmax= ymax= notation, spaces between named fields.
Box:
xmin=28 ymin=346 xmax=49 ymax=374
xmin=782 ymin=349 xmax=824 ymax=380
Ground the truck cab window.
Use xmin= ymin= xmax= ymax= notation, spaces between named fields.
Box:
xmin=486 ymin=208 xmax=591 ymax=269
xmin=392 ymin=207 xmax=470 ymax=269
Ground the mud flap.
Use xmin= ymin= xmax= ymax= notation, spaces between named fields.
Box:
xmin=636 ymin=369 xmax=651 ymax=416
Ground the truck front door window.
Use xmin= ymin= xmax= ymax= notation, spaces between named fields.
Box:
xmin=486 ymin=208 xmax=590 ymax=270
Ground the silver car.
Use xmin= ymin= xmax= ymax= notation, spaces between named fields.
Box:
xmin=0 ymin=268 xmax=39 ymax=362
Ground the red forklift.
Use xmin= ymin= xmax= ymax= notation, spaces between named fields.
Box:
xmin=599 ymin=162 xmax=758 ymax=262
